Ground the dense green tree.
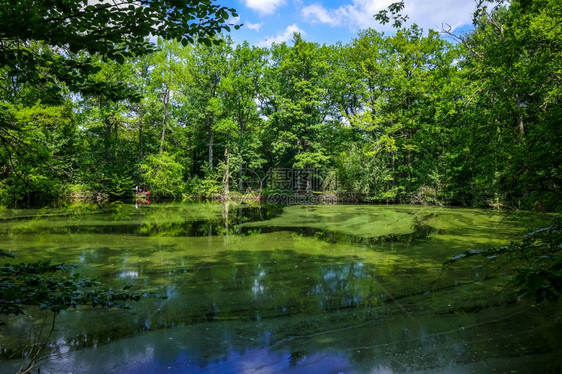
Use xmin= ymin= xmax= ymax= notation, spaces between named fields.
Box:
xmin=335 ymin=27 xmax=461 ymax=202
xmin=261 ymin=35 xmax=333 ymax=169
xmin=177 ymin=36 xmax=232 ymax=192
xmin=374 ymin=0 xmax=561 ymax=209
xmin=72 ymin=58 xmax=140 ymax=198
xmin=0 ymin=100 xmax=76 ymax=205
xmin=221 ymin=43 xmax=267 ymax=191
xmin=140 ymin=152 xmax=185 ymax=198
xmin=447 ymin=0 xmax=561 ymax=209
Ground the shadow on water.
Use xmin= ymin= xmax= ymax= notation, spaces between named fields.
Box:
xmin=0 ymin=204 xmax=285 ymax=237
xmin=240 ymin=223 xmax=436 ymax=246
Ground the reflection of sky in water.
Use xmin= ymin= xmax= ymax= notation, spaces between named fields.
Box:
xmin=6 ymin=302 xmax=561 ymax=374
xmin=252 ymin=269 xmax=266 ymax=299
xmin=118 ymin=270 xmax=139 ymax=279
xmin=134 ymin=350 xmax=354 ymax=374
xmin=42 ymin=347 xmax=361 ymax=374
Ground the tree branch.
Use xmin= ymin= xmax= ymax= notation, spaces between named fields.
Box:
xmin=441 ymin=23 xmax=483 ymax=60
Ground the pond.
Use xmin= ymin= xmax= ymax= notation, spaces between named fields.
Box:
xmin=0 ymin=202 xmax=561 ymax=373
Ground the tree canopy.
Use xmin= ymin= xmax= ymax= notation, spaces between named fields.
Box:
xmin=0 ymin=0 xmax=239 ymax=93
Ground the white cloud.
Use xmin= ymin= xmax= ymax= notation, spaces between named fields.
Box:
xmin=300 ymin=0 xmax=475 ymax=32
xmin=246 ymin=21 xmax=264 ymax=32
xmin=243 ymin=0 xmax=287 ymax=15
xmin=301 ymin=0 xmax=394 ymax=30
xmin=258 ymin=24 xmax=306 ymax=47
xmin=404 ymin=0 xmax=476 ymax=30
xmin=302 ymin=3 xmax=340 ymax=26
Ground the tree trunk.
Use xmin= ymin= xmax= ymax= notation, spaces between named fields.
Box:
xmin=160 ymin=86 xmax=170 ymax=154
xmin=113 ymin=117 xmax=118 ymax=142
xmin=99 ymin=97 xmax=112 ymax=159
xmin=208 ymin=127 xmax=214 ymax=170
xmin=515 ymin=93 xmax=524 ymax=136
xmin=104 ymin=118 xmax=112 ymax=159
xmin=238 ymin=119 xmax=245 ymax=191
xmin=159 ymin=127 xmax=166 ymax=155
xmin=223 ymin=146 xmax=230 ymax=195
xmin=223 ymin=202 xmax=229 ymax=237
xmin=138 ymin=109 xmax=144 ymax=161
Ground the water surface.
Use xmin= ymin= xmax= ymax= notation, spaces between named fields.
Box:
xmin=0 ymin=203 xmax=560 ymax=373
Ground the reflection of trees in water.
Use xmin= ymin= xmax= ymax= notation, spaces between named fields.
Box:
xmin=162 ymin=250 xmax=376 ymax=319
xmin=136 ymin=204 xmax=283 ymax=237
xmin=137 ymin=250 xmax=384 ymax=368
xmin=0 ymin=249 xmax=379 ymax=361
xmin=0 ymin=204 xmax=285 ymax=238
xmin=135 ymin=249 xmax=389 ymax=368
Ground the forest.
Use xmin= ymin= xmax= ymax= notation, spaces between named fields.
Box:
xmin=0 ymin=0 xmax=560 ymax=211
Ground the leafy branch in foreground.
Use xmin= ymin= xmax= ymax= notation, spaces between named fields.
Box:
xmin=444 ymin=225 xmax=562 ymax=302
xmin=374 ymin=1 xmax=409 ymax=28
xmin=0 ymin=0 xmax=240 ymax=91
xmin=0 ymin=251 xmax=163 ymax=317
xmin=0 ymin=250 xmax=165 ymax=373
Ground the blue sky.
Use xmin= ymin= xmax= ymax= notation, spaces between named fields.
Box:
xmin=227 ymin=0 xmax=478 ymax=46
